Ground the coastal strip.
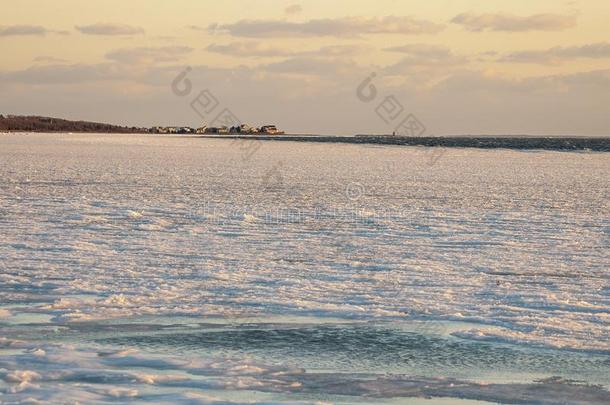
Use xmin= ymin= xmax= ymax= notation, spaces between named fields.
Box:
xmin=196 ymin=135 xmax=610 ymax=152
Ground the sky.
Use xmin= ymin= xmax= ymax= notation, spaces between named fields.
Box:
xmin=1 ymin=0 xmax=609 ymax=135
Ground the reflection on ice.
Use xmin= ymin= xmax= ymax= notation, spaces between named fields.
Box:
xmin=1 ymin=336 xmax=609 ymax=404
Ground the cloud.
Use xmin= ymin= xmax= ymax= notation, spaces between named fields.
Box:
xmin=305 ymin=45 xmax=370 ymax=57
xmin=0 ymin=25 xmax=50 ymax=36
xmin=263 ymin=57 xmax=357 ymax=78
xmin=206 ymin=42 xmax=368 ymax=58
xmin=501 ymin=42 xmax=610 ymax=64
xmin=557 ymin=68 xmax=610 ymax=87
xmin=76 ymin=23 xmax=145 ymax=36
xmin=385 ymin=43 xmax=457 ymax=59
xmin=33 ymin=56 xmax=69 ymax=64
xmin=383 ymin=44 xmax=468 ymax=72
xmin=285 ymin=4 xmax=302 ymax=15
xmin=211 ymin=16 xmax=444 ymax=37
xmin=434 ymin=69 xmax=610 ymax=95
xmin=0 ymin=62 xmax=190 ymax=87
xmin=451 ymin=12 xmax=577 ymax=32
xmin=2 ymin=61 xmax=609 ymax=135
xmin=105 ymin=46 xmax=193 ymax=64
xmin=252 ymin=44 xmax=371 ymax=77
xmin=0 ymin=63 xmax=128 ymax=84
xmin=206 ymin=42 xmax=294 ymax=57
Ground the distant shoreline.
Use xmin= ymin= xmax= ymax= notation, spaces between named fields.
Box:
xmin=196 ymin=134 xmax=610 ymax=152
xmin=2 ymin=132 xmax=610 ymax=151
xmin=0 ymin=115 xmax=147 ymax=134
xmin=2 ymin=115 xmax=609 ymax=151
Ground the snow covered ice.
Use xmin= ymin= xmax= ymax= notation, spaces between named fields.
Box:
xmin=0 ymin=133 xmax=609 ymax=404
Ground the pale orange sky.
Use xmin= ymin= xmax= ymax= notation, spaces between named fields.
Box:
xmin=1 ymin=0 xmax=609 ymax=135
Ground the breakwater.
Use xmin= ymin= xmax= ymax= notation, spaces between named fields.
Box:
xmin=199 ymin=134 xmax=610 ymax=151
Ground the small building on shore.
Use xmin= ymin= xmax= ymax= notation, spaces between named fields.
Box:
xmin=204 ymin=126 xmax=229 ymax=134
xmin=149 ymin=126 xmax=195 ymax=134
xmin=260 ymin=125 xmax=284 ymax=135
xmin=152 ymin=123 xmax=284 ymax=135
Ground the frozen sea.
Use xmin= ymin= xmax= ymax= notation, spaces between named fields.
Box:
xmin=0 ymin=133 xmax=609 ymax=404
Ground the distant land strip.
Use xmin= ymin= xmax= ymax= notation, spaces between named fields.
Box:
xmin=2 ymin=115 xmax=609 ymax=151
xmin=0 ymin=115 xmax=147 ymax=133
xmin=200 ymin=135 xmax=610 ymax=152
